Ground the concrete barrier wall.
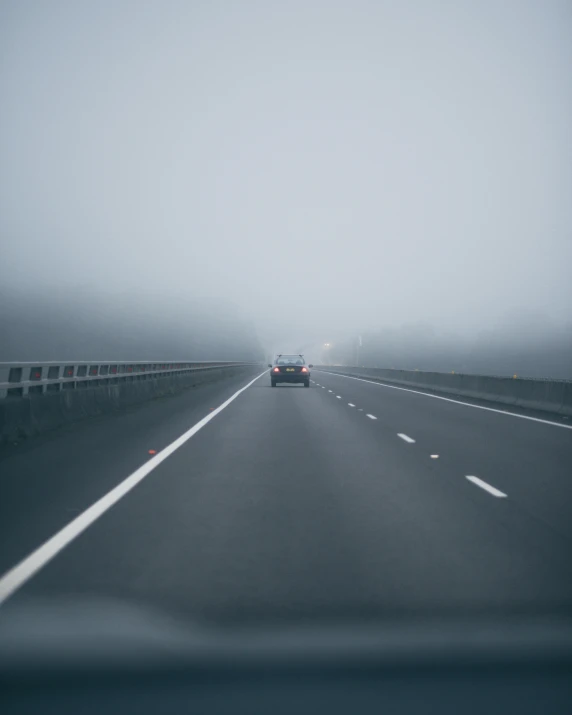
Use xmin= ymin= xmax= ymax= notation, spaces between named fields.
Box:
xmin=315 ymin=366 xmax=572 ymax=417
xmin=0 ymin=364 xmax=261 ymax=444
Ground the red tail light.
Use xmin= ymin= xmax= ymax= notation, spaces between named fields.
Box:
xmin=273 ymin=367 xmax=280 ymax=373
xmin=301 ymin=367 xmax=308 ymax=372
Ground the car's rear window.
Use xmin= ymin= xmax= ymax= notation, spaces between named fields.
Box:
xmin=276 ymin=356 xmax=305 ymax=365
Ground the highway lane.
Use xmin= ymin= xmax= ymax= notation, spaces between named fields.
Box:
xmin=313 ymin=370 xmax=572 ymax=540
xmin=0 ymin=368 xmax=261 ymax=576
xmin=1 ymin=369 xmax=571 ymax=623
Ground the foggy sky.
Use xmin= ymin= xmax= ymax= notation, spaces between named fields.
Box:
xmin=1 ymin=0 xmax=571 ymax=354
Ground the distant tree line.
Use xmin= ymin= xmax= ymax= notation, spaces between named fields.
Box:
xmin=328 ymin=318 xmax=572 ymax=380
xmin=0 ymin=285 xmax=264 ymax=363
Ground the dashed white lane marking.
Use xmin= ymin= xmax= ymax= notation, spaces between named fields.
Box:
xmin=0 ymin=370 xmax=269 ymax=607
xmin=336 ymin=395 xmax=342 ymax=399
xmin=430 ymin=455 xmax=439 ymax=459
xmin=366 ymin=414 xmax=377 ymax=420
xmin=328 ymin=390 xmax=333 ymax=393
xmin=466 ymin=476 xmax=507 ymax=498
xmin=321 ymin=386 xmax=325 ymax=389
xmin=397 ymin=433 xmax=416 ymax=443
xmin=358 ymin=408 xmax=363 ymax=411
xmin=348 ymin=403 xmax=355 ymax=407
xmin=315 ymin=371 xmax=572 ymax=430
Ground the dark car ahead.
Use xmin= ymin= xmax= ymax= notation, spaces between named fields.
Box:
xmin=269 ymin=355 xmax=313 ymax=387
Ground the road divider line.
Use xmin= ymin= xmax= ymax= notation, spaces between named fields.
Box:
xmin=315 ymin=371 xmax=572 ymax=430
xmin=366 ymin=414 xmax=377 ymax=420
xmin=397 ymin=433 xmax=415 ymax=444
xmin=336 ymin=395 xmax=342 ymax=399
xmin=348 ymin=403 xmax=355 ymax=407
xmin=466 ymin=476 xmax=507 ymax=498
xmin=0 ymin=370 xmax=269 ymax=607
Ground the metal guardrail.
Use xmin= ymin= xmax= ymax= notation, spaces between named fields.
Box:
xmin=315 ymin=365 xmax=572 ymax=417
xmin=317 ymin=366 xmax=572 ymax=382
xmin=0 ymin=361 xmax=257 ymax=399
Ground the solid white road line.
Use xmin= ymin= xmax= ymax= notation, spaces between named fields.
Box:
xmin=366 ymin=414 xmax=377 ymax=420
xmin=466 ymin=476 xmax=507 ymax=498
xmin=397 ymin=433 xmax=416 ymax=443
xmin=348 ymin=403 xmax=355 ymax=407
xmin=315 ymin=371 xmax=572 ymax=430
xmin=0 ymin=370 xmax=269 ymax=607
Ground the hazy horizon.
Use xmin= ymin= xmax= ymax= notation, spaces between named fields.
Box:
xmin=1 ymin=1 xmax=571 ymax=364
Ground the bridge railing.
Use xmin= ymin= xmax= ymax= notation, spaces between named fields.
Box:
xmin=0 ymin=361 xmax=257 ymax=399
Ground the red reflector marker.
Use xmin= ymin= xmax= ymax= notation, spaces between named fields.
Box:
xmin=148 ymin=449 xmax=157 ymax=455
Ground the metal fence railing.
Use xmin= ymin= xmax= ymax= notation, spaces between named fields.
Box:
xmin=0 ymin=361 xmax=258 ymax=399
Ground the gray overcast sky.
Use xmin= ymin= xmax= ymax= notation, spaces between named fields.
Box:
xmin=1 ymin=0 xmax=571 ymax=349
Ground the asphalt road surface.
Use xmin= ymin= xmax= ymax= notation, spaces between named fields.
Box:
xmin=1 ymin=369 xmax=572 ymax=625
